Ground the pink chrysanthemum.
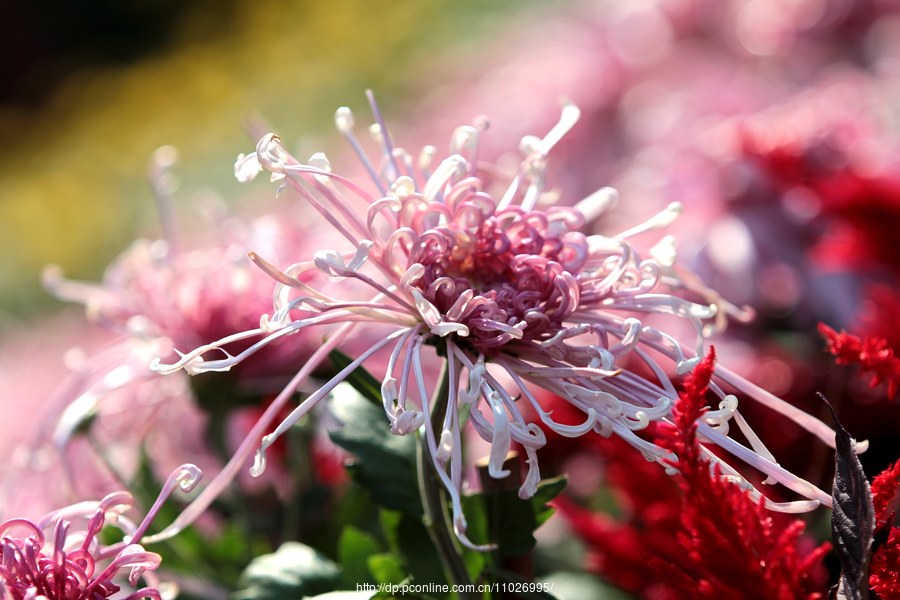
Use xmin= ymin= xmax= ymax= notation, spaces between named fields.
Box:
xmin=24 ymin=149 xmax=319 ymax=507
xmin=0 ymin=464 xmax=200 ymax=600
xmin=152 ymin=93 xmax=853 ymax=549
xmin=43 ymin=147 xmax=315 ymax=395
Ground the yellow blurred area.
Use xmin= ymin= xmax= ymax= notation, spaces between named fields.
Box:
xmin=0 ymin=0 xmax=534 ymax=318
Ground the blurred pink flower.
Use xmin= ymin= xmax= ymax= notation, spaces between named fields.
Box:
xmin=6 ymin=149 xmax=327 ymax=516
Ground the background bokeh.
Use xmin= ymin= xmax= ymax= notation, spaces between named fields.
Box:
xmin=0 ymin=0 xmax=544 ymax=321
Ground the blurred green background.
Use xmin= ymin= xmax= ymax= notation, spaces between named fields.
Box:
xmin=0 ymin=0 xmax=542 ymax=322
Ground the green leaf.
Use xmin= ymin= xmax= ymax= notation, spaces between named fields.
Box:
xmin=530 ymin=476 xmax=567 ymax=527
xmin=231 ymin=542 xmax=341 ymax=600
xmin=329 ymin=349 xmax=383 ymax=406
xmin=329 ymin=389 xmax=422 ymax=518
xmin=368 ymin=553 xmax=407 ymax=585
xmin=463 ymin=476 xmax=568 ymax=558
xmin=379 ymin=509 xmax=403 ymax=551
xmin=191 ymin=370 xmax=274 ymax=414
xmin=459 ymin=494 xmax=490 ymax=570
xmin=376 ymin=509 xmax=448 ymax=593
xmin=338 ymin=526 xmax=381 ymax=588
xmin=395 ymin=512 xmax=448 ymax=590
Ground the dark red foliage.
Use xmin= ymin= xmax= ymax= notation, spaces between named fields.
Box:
xmin=819 ymin=323 xmax=900 ymax=398
xmin=870 ymin=459 xmax=900 ymax=599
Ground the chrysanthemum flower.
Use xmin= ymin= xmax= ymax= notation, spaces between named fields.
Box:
xmin=0 ymin=464 xmax=200 ymax=600
xmin=43 ymin=147 xmax=316 ymax=397
xmin=152 ymin=93 xmax=852 ymax=549
xmin=28 ymin=148 xmax=321 ymax=504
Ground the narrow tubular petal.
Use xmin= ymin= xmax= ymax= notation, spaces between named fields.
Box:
xmin=143 ymin=322 xmax=356 ymax=543
xmin=485 ymin=391 xmax=512 ymax=479
xmin=259 ymin=328 xmax=406 ymax=449
xmin=715 ymin=364 xmax=863 ymax=452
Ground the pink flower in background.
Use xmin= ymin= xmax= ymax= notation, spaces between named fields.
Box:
xmin=6 ymin=148 xmax=326 ymax=513
xmin=44 ymin=146 xmax=318 ymax=388
xmin=0 ymin=464 xmax=200 ymax=600
xmin=149 ymin=93 xmax=850 ymax=550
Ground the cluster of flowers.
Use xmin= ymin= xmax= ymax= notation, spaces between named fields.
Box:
xmin=3 ymin=0 xmax=900 ymax=597
xmin=1 ymin=89 xmax=875 ymax=595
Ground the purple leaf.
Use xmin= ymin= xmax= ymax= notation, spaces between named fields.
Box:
xmin=820 ymin=393 xmax=874 ymax=600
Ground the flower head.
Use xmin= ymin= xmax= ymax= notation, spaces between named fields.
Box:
xmin=819 ymin=323 xmax=900 ymax=399
xmin=869 ymin=458 xmax=900 ymax=598
xmin=43 ymin=146 xmax=315 ymax=383
xmin=26 ymin=149 xmax=320 ymax=507
xmin=153 ymin=92 xmax=853 ymax=549
xmin=0 ymin=464 xmax=200 ymax=600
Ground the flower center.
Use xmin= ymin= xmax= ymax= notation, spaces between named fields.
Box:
xmin=408 ymin=207 xmax=587 ymax=351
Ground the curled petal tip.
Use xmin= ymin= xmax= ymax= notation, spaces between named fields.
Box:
xmin=676 ymin=357 xmax=701 ymax=375
xmin=249 ymin=446 xmax=268 ymax=478
xmin=174 ymin=464 xmax=203 ymax=492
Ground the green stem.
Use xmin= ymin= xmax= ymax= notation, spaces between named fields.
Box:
xmin=416 ymin=362 xmax=476 ymax=595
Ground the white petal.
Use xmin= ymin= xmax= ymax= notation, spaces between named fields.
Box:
xmin=234 ymin=152 xmax=262 ymax=182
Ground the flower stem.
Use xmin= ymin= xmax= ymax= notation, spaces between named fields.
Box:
xmin=416 ymin=363 xmax=475 ymax=593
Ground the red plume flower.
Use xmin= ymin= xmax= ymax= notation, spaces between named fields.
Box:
xmin=819 ymin=323 xmax=900 ymax=399
xmin=869 ymin=459 xmax=900 ymax=599
xmin=653 ymin=347 xmax=830 ymax=599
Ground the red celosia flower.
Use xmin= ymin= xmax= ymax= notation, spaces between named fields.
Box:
xmin=553 ymin=444 xmax=683 ymax=598
xmin=553 ymin=349 xmax=830 ymax=598
xmin=819 ymin=323 xmax=900 ymax=398
xmin=858 ymin=285 xmax=900 ymax=353
xmin=651 ymin=348 xmax=830 ymax=600
xmin=869 ymin=459 xmax=900 ymax=599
